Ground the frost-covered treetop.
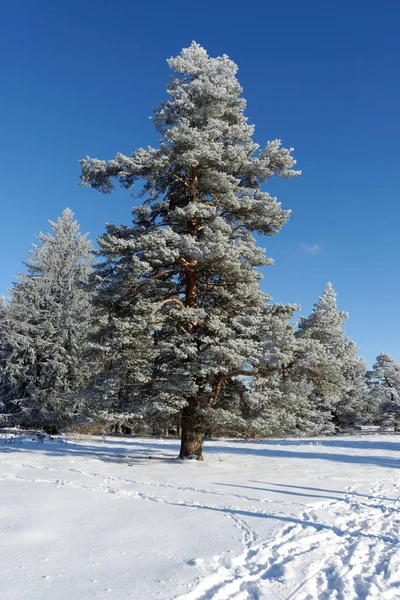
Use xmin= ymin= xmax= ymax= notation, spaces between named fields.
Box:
xmin=20 ymin=208 xmax=94 ymax=297
xmin=369 ymin=353 xmax=400 ymax=388
xmin=80 ymin=41 xmax=300 ymax=220
xmin=298 ymin=282 xmax=349 ymax=343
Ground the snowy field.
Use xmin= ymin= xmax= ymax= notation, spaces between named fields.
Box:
xmin=0 ymin=434 xmax=399 ymax=600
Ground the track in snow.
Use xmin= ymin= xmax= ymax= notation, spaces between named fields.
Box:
xmin=174 ymin=480 xmax=400 ymax=600
xmin=1 ymin=452 xmax=399 ymax=599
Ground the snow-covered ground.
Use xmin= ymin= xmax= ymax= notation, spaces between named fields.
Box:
xmin=0 ymin=434 xmax=399 ymax=600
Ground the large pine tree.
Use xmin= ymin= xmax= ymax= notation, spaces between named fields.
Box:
xmin=80 ymin=43 xmax=300 ymax=459
xmin=3 ymin=209 xmax=94 ymax=428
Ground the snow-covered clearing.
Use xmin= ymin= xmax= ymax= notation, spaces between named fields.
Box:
xmin=0 ymin=434 xmax=399 ymax=600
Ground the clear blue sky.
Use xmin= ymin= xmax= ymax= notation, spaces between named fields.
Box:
xmin=1 ymin=0 xmax=399 ymax=366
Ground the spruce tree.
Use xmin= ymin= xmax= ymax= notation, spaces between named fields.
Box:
xmin=4 ymin=209 xmax=94 ymax=429
xmin=366 ymin=353 xmax=400 ymax=427
xmin=80 ymin=43 xmax=300 ymax=459
xmin=295 ymin=283 xmax=367 ymax=429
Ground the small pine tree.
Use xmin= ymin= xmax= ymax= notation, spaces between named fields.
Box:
xmin=4 ymin=209 xmax=94 ymax=429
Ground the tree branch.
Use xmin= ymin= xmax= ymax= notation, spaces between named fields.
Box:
xmin=171 ymin=173 xmax=191 ymax=189
xmin=148 ymin=269 xmax=180 ymax=281
xmin=151 ymin=298 xmax=185 ymax=316
xmin=212 ymin=369 xmax=257 ymax=406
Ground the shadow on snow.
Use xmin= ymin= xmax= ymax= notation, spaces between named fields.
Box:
xmin=1 ymin=436 xmax=400 ymax=471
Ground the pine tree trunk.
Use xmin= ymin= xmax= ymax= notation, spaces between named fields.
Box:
xmin=179 ymin=403 xmax=205 ymax=461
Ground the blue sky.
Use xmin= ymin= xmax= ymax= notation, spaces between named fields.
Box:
xmin=0 ymin=0 xmax=399 ymax=365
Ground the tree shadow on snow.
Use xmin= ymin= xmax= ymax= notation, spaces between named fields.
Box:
xmin=213 ymin=481 xmax=399 ymax=506
xmin=252 ymin=481 xmax=382 ymax=500
xmin=1 ymin=436 xmax=400 ymax=470
xmin=96 ymin=436 xmax=400 ymax=454
xmin=204 ymin=442 xmax=400 ymax=470
xmin=165 ymin=501 xmax=400 ymax=547
xmin=0 ymin=438 xmax=180 ymax=466
xmin=245 ymin=438 xmax=400 ymax=453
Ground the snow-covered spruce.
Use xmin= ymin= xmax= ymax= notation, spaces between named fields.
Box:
xmin=2 ymin=209 xmax=94 ymax=429
xmin=212 ymin=284 xmax=369 ymax=439
xmin=80 ymin=42 xmax=300 ymax=459
xmin=294 ymin=283 xmax=368 ymax=431
xmin=367 ymin=353 xmax=400 ymax=427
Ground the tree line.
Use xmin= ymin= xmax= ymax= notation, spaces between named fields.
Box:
xmin=1 ymin=43 xmax=399 ymax=459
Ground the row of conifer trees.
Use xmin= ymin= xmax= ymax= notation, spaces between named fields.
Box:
xmin=0 ymin=207 xmax=398 ymax=442
xmin=1 ymin=43 xmax=399 ymax=458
